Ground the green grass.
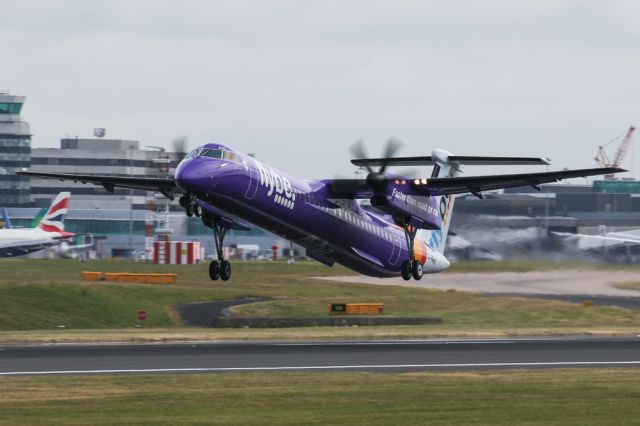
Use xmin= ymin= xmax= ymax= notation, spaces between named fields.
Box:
xmin=0 ymin=258 xmax=638 ymax=338
xmin=1 ymin=369 xmax=640 ymax=425
xmin=231 ymin=291 xmax=640 ymax=331
xmin=615 ymin=281 xmax=640 ymax=291
xmin=0 ymin=283 xmax=215 ymax=329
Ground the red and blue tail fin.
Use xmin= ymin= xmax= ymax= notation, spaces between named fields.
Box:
xmin=37 ymin=192 xmax=71 ymax=233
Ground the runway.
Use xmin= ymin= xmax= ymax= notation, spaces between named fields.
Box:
xmin=1 ymin=337 xmax=639 ymax=376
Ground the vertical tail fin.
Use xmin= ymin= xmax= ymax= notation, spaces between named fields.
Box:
xmin=423 ymin=150 xmax=459 ymax=254
xmin=38 ymin=192 xmax=71 ymax=233
xmin=30 ymin=208 xmax=47 ymax=228
xmin=1 ymin=208 xmax=12 ymax=229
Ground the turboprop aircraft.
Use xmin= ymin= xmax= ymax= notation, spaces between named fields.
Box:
xmin=0 ymin=192 xmax=74 ymax=257
xmin=17 ymin=141 xmax=623 ymax=281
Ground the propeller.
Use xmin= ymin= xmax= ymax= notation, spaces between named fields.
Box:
xmin=350 ymin=138 xmax=403 ymax=192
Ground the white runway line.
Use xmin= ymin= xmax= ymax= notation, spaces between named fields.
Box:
xmin=2 ymin=361 xmax=640 ymax=376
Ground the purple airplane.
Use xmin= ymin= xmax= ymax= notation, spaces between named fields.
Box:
xmin=18 ymin=141 xmax=623 ymax=281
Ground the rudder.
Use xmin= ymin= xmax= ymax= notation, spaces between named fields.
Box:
xmin=38 ymin=192 xmax=70 ymax=233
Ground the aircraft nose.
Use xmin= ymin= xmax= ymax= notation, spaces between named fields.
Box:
xmin=175 ymin=160 xmax=209 ymax=193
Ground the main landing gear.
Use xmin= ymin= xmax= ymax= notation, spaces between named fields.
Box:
xmin=209 ymin=219 xmax=231 ymax=282
xmin=400 ymin=220 xmax=423 ymax=281
xmin=179 ymin=194 xmax=202 ymax=218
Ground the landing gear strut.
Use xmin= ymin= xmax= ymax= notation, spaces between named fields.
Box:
xmin=209 ymin=219 xmax=231 ymax=281
xmin=400 ymin=219 xmax=423 ymax=281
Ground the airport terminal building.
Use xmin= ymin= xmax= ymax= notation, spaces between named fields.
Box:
xmin=0 ymin=92 xmax=31 ymax=206
xmin=30 ymin=136 xmax=181 ymax=210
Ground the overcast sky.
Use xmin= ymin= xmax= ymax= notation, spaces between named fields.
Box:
xmin=3 ymin=0 xmax=640 ymax=179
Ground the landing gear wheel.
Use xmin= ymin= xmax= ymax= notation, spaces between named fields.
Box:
xmin=412 ymin=261 xmax=423 ymax=280
xmin=193 ymin=204 xmax=202 ymax=217
xmin=185 ymin=204 xmax=194 ymax=217
xmin=401 ymin=260 xmax=413 ymax=281
xmin=209 ymin=260 xmax=220 ymax=281
xmin=220 ymin=261 xmax=231 ymax=281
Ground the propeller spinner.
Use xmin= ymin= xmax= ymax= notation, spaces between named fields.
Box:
xmin=350 ymin=138 xmax=403 ymax=192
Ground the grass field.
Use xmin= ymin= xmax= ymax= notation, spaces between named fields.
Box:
xmin=0 ymin=258 xmax=638 ymax=342
xmin=615 ymin=281 xmax=640 ymax=291
xmin=1 ymin=369 xmax=639 ymax=425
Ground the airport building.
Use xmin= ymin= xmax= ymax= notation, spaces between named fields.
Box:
xmin=0 ymin=92 xmax=31 ymax=206
xmin=30 ymin=134 xmax=182 ymax=210
xmin=450 ymin=181 xmax=640 ymax=261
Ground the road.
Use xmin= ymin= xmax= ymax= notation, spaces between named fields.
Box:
xmin=1 ymin=337 xmax=639 ymax=376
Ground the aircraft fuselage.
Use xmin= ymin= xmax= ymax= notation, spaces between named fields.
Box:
xmin=175 ymin=144 xmax=449 ymax=277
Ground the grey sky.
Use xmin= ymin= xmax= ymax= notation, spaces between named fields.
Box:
xmin=3 ymin=0 xmax=640 ymax=179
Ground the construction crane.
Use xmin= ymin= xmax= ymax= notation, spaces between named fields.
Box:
xmin=595 ymin=126 xmax=635 ymax=179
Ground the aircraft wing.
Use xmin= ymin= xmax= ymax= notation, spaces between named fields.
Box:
xmin=422 ymin=167 xmax=624 ymax=197
xmin=16 ymin=171 xmax=178 ymax=199
xmin=552 ymin=232 xmax=640 ymax=245
xmin=323 ymin=167 xmax=623 ymax=199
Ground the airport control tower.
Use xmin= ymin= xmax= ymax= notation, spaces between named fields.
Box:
xmin=0 ymin=92 xmax=31 ymax=206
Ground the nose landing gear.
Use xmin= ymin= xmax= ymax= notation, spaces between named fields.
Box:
xmin=179 ymin=194 xmax=202 ymax=218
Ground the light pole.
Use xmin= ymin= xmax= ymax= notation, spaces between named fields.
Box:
xmin=128 ymin=148 xmax=133 ymax=258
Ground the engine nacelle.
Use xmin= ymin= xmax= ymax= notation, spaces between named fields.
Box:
xmin=371 ymin=186 xmax=442 ymax=230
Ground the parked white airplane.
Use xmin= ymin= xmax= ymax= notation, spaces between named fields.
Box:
xmin=0 ymin=192 xmax=74 ymax=257
xmin=553 ymin=228 xmax=640 ymax=251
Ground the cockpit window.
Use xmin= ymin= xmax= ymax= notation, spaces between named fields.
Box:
xmin=184 ymin=148 xmax=199 ymax=160
xmin=222 ymin=151 xmax=240 ymax=163
xmin=198 ymin=148 xmax=240 ymax=163
xmin=200 ymin=148 xmax=223 ymax=159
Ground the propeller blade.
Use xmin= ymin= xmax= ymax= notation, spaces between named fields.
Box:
xmin=382 ymin=137 xmax=403 ymax=159
xmin=379 ymin=137 xmax=403 ymax=174
xmin=350 ymin=139 xmax=373 ymax=174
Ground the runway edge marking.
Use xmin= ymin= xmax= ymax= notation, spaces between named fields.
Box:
xmin=2 ymin=361 xmax=640 ymax=376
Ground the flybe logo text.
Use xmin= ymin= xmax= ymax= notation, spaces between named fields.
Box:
xmin=254 ymin=160 xmax=296 ymax=208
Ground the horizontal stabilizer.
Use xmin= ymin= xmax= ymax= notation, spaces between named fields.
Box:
xmin=351 ymin=155 xmax=551 ymax=167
